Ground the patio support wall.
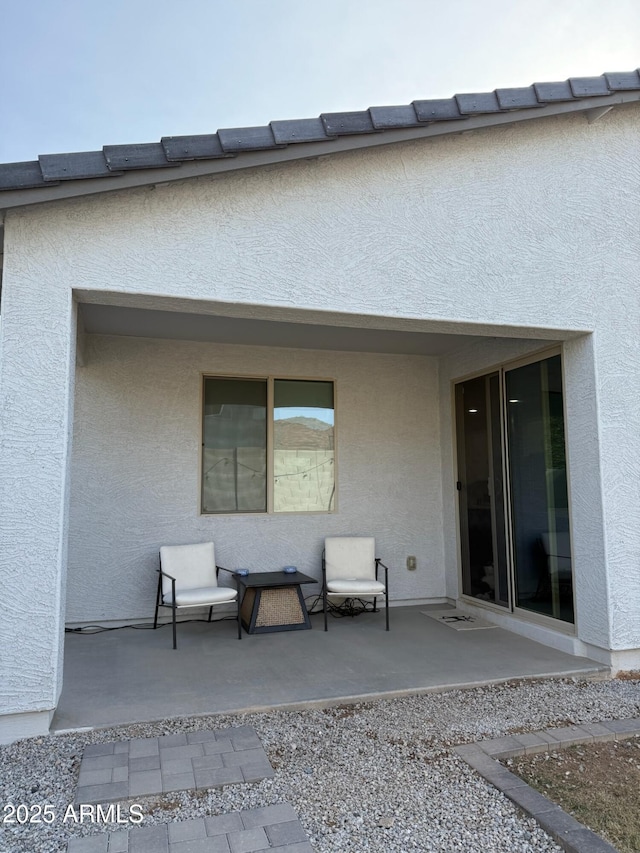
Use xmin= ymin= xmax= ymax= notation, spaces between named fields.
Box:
xmin=587 ymin=327 xmax=640 ymax=668
xmin=0 ymin=213 xmax=77 ymax=743
xmin=561 ymin=335 xmax=611 ymax=656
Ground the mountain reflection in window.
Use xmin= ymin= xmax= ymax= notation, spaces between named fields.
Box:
xmin=273 ymin=380 xmax=335 ymax=513
xmin=202 ymin=377 xmax=335 ymax=513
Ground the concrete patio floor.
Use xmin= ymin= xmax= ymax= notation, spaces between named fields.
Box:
xmin=53 ymin=605 xmax=608 ymax=733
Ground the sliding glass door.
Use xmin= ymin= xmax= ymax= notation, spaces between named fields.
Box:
xmin=455 ymin=373 xmax=509 ymax=608
xmin=455 ymin=352 xmax=574 ymax=625
xmin=505 ymin=355 xmax=573 ymax=623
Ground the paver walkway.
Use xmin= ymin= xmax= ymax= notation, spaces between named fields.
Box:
xmin=69 ymin=726 xmax=314 ymax=852
xmin=75 ymin=726 xmax=273 ymax=804
xmin=67 ymin=803 xmax=314 ymax=852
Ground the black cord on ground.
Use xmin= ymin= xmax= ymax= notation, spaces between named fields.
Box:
xmin=68 ymin=596 xmax=374 ymax=633
xmin=324 ymin=598 xmax=377 ymax=618
xmin=303 ymin=594 xmax=377 ymax=619
xmin=65 ymin=615 xmax=238 ymax=634
xmin=304 ymin=593 xmax=325 ymax=615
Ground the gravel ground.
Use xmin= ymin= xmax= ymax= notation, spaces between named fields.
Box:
xmin=1 ymin=677 xmax=639 ymax=853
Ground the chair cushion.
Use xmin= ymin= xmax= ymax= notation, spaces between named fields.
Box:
xmin=160 ymin=542 xmax=218 ymax=598
xmin=324 ymin=537 xmax=376 ymax=581
xmin=163 ymin=586 xmax=237 ymax=607
xmin=327 ymin=579 xmax=385 ymax=596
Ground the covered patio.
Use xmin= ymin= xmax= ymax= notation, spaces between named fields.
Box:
xmin=53 ymin=605 xmax=606 ymax=733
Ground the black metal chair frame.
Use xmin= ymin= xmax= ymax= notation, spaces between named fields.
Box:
xmin=322 ymin=549 xmax=390 ymax=631
xmin=153 ymin=561 xmax=242 ymax=649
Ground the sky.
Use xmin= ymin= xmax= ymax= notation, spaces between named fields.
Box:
xmin=1 ymin=0 xmax=639 ymax=163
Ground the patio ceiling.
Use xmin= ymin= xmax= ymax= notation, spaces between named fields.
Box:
xmin=79 ymin=302 xmax=558 ymax=357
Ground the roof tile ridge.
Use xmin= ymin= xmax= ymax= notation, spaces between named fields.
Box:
xmin=1 ymin=70 xmax=640 ymax=194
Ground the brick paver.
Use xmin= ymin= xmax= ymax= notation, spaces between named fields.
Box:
xmin=75 ymin=726 xmax=273 ymax=805
xmin=454 ymin=716 xmax=640 ymax=853
xmin=66 ymin=804 xmax=313 ymax=853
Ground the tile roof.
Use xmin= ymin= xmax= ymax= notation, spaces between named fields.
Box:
xmin=1 ymin=70 xmax=638 ymax=198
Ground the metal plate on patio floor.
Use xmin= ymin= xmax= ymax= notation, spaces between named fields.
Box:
xmin=421 ymin=609 xmax=497 ymax=630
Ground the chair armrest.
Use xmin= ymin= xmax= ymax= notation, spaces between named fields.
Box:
xmin=157 ymin=567 xmax=176 ymax=582
xmin=216 ymin=565 xmax=235 ymax=578
xmin=156 ymin=567 xmax=176 ymax=607
xmin=375 ymin=558 xmax=390 ymax=584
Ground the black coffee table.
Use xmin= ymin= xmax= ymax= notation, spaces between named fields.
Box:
xmin=235 ymin=571 xmax=316 ymax=634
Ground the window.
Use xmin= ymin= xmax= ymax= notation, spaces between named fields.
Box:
xmin=202 ymin=378 xmax=267 ymax=513
xmin=202 ymin=377 xmax=335 ymax=514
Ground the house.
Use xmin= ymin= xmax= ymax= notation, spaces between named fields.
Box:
xmin=1 ymin=71 xmax=639 ymax=744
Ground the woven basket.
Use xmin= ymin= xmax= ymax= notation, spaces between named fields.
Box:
xmin=255 ymin=588 xmax=305 ymax=627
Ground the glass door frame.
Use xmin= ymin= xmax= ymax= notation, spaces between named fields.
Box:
xmin=453 ymin=345 xmax=578 ymax=634
xmin=454 ymin=371 xmax=510 ymax=609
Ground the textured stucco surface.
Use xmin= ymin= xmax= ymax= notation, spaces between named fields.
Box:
xmin=0 ymin=250 xmax=76 ymax=715
xmin=6 ymin=108 xmax=638 ymax=335
xmin=67 ymin=337 xmax=443 ymax=621
xmin=2 ymin=103 xmax=640 ymax=729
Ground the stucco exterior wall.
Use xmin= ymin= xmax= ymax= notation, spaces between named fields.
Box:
xmin=67 ymin=337 xmax=443 ymax=621
xmin=2 ymin=102 xmax=640 ymax=738
xmin=5 ymin=108 xmax=637 ymax=335
xmin=0 ymin=255 xmax=76 ymax=719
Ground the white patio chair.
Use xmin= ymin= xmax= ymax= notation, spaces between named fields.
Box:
xmin=153 ymin=542 xmax=241 ymax=649
xmin=322 ymin=536 xmax=390 ymax=631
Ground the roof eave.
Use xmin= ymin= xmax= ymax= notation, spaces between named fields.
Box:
xmin=1 ymin=91 xmax=638 ymax=213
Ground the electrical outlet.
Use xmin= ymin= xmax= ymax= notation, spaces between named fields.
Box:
xmin=406 ymin=555 xmax=417 ymax=571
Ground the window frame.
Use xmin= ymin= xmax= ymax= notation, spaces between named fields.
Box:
xmin=200 ymin=373 xmax=337 ymax=516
